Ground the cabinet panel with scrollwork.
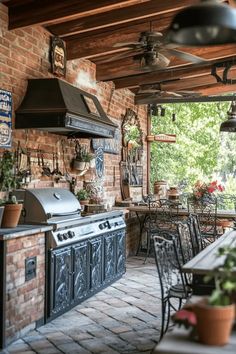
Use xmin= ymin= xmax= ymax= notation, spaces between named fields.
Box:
xmin=73 ymin=241 xmax=89 ymax=301
xmin=49 ymin=247 xmax=72 ymax=317
xmin=47 ymin=231 xmax=126 ymax=321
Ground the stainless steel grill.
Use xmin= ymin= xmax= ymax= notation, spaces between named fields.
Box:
xmin=18 ymin=188 xmax=126 ymax=248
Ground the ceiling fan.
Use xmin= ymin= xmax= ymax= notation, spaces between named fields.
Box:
xmin=100 ymin=28 xmax=207 ymax=70
xmin=136 ymin=84 xmax=202 ymax=98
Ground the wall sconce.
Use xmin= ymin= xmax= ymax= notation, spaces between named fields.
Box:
xmin=220 ymin=99 xmax=236 ymax=132
xmin=168 ymin=0 xmax=236 ymax=46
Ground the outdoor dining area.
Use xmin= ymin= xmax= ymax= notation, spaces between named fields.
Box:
xmin=126 ymin=183 xmax=236 ymax=353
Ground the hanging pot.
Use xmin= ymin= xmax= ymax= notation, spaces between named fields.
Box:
xmin=73 ymin=160 xmax=87 ymax=171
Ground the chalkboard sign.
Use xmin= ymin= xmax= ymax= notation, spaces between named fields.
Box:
xmin=92 ymin=128 xmax=121 ymax=155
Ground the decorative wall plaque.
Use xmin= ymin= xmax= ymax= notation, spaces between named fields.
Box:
xmin=0 ymin=89 xmax=12 ymax=148
xmin=92 ymin=128 xmax=121 ymax=155
xmin=51 ymin=36 xmax=67 ymax=77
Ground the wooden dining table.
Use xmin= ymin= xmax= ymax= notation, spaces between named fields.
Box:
xmin=182 ymin=229 xmax=236 ymax=275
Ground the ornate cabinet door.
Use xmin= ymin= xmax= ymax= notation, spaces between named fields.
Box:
xmin=89 ymin=237 xmax=103 ymax=292
xmin=72 ymin=241 xmax=89 ymax=302
xmin=49 ymin=247 xmax=72 ymax=317
xmin=104 ymin=233 xmax=116 ymax=283
xmin=116 ymin=230 xmax=126 ymax=275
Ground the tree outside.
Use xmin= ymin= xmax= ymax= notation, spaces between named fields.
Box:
xmin=150 ymin=101 xmax=236 ymax=195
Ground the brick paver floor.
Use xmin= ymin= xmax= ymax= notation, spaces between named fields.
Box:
xmin=1 ymin=257 xmax=162 ymax=354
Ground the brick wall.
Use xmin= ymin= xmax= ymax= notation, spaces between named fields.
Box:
xmin=5 ymin=233 xmax=45 ymax=344
xmin=0 ymin=3 xmax=147 ymax=254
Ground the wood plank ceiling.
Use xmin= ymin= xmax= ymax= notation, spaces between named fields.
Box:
xmin=3 ymin=0 xmax=236 ymax=104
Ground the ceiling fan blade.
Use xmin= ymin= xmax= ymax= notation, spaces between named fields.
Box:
xmin=177 ymin=90 xmax=202 ymax=96
xmin=113 ymin=41 xmax=144 ymax=48
xmin=96 ymin=49 xmax=139 ymax=64
xmin=165 ymin=91 xmax=183 ymax=97
xmin=162 ymin=48 xmax=207 ymax=64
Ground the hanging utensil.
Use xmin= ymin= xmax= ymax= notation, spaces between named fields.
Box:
xmin=41 ymin=151 xmax=51 ymax=176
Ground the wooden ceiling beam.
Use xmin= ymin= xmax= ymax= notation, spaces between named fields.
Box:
xmin=111 ymin=54 xmax=236 ymax=89
xmin=65 ymin=13 xmax=176 ymax=60
xmin=7 ymin=0 xmax=142 ymax=29
xmin=47 ymin=0 xmax=199 ymax=37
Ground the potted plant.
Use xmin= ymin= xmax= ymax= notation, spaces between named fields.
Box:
xmin=76 ymin=188 xmax=90 ymax=206
xmin=194 ymin=245 xmax=236 ymax=346
xmin=73 ymin=142 xmax=94 ymax=171
xmin=1 ymin=195 xmax=23 ymax=228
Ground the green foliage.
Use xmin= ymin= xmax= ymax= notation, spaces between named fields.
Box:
xmin=76 ymin=189 xmax=90 ymax=201
xmin=204 ymin=246 xmax=236 ymax=306
xmin=150 ymin=101 xmax=236 ymax=193
xmin=0 ymin=151 xmax=17 ymax=191
xmin=75 ymin=142 xmax=94 ymax=162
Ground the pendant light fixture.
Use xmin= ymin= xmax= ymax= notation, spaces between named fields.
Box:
xmin=168 ymin=0 xmax=236 ymax=46
xmin=220 ymin=99 xmax=236 ymax=132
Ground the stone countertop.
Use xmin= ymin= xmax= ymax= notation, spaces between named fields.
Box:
xmin=0 ymin=224 xmax=53 ymax=241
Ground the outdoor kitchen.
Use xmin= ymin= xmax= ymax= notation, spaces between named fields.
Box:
xmin=3 ymin=2 xmax=236 ymax=354
xmin=0 ymin=2 xmax=148 ymax=348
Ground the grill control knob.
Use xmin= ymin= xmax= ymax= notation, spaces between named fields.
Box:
xmin=99 ymin=223 xmax=105 ymax=230
xmin=63 ymin=233 xmax=68 ymax=240
xmin=68 ymin=231 xmax=75 ymax=238
xmin=57 ymin=233 xmax=63 ymax=242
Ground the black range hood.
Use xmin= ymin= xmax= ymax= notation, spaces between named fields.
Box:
xmin=15 ymin=78 xmax=117 ymax=138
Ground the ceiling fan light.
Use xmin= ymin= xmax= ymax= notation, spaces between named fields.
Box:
xmin=168 ymin=1 xmax=236 ymax=46
xmin=220 ymin=100 xmax=236 ymax=132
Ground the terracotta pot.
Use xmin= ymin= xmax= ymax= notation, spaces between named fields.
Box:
xmin=79 ymin=199 xmax=89 ymax=206
xmin=216 ymin=219 xmax=234 ymax=228
xmin=1 ymin=204 xmax=23 ymax=228
xmin=194 ymin=299 xmax=235 ymax=346
xmin=154 ymin=181 xmax=168 ymax=198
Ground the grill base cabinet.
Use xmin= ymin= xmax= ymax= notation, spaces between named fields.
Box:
xmin=47 ymin=230 xmax=126 ymax=320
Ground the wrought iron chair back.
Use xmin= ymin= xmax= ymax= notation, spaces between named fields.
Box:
xmin=187 ymin=213 xmax=204 ymax=253
xmin=142 ymin=198 xmax=180 ymax=262
xmin=176 ymin=221 xmax=195 ymax=265
xmin=153 ymin=235 xmax=191 ymax=340
xmin=187 ymin=195 xmax=218 ymax=242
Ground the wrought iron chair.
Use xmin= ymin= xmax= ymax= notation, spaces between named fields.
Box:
xmin=187 ymin=195 xmax=219 ymax=244
xmin=153 ymin=235 xmax=191 ymax=340
xmin=142 ymin=198 xmax=180 ymax=262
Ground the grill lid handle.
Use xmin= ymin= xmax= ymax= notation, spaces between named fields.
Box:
xmin=46 ymin=209 xmax=81 ymax=218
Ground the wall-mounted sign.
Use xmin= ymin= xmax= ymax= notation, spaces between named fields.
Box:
xmin=50 ymin=36 xmax=66 ymax=77
xmin=0 ymin=89 xmax=12 ymax=148
xmin=92 ymin=127 xmax=121 ymax=154
xmin=147 ymin=134 xmax=176 ymax=143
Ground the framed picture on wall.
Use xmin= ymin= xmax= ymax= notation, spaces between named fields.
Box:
xmin=50 ymin=36 xmax=67 ymax=77
xmin=0 ymin=89 xmax=12 ymax=148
